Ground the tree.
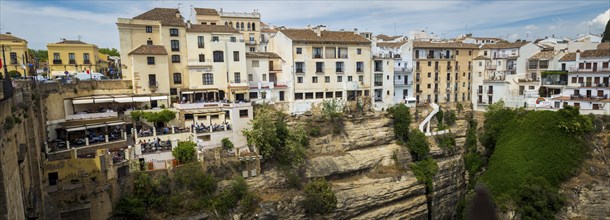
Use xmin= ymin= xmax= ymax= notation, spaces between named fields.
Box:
xmin=243 ymin=106 xmax=281 ymax=161
xmin=112 ymin=197 xmax=146 ymax=220
xmin=221 ymin=138 xmax=234 ymax=152
xmin=99 ymin=47 xmax=120 ymax=56
xmin=516 ymin=176 xmax=565 ymax=220
xmin=409 ymin=158 xmax=439 ymax=191
xmin=602 ymin=19 xmax=610 ymax=42
xmin=480 ymin=101 xmax=517 ymax=156
xmin=131 ymin=110 xmax=176 ymax=127
xmin=28 ymin=49 xmax=48 ymax=62
xmin=407 ymin=130 xmax=430 ymax=161
xmin=321 ymin=99 xmax=344 ymax=134
xmin=444 ymin=110 xmax=457 ymax=126
xmin=388 ymin=103 xmax=411 ymax=142
xmin=301 ymin=178 xmax=337 ymax=215
xmin=172 ymin=141 xmax=196 ymax=164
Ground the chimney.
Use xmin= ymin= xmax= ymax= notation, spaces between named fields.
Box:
xmin=187 ymin=20 xmax=191 ymax=29
xmin=354 ymin=28 xmax=359 ymax=35
xmin=5 ymin=32 xmax=11 ymax=35
xmin=314 ymin=27 xmax=321 ymax=37
xmin=576 ymin=49 xmax=580 ymax=62
xmin=175 ymin=10 xmax=181 ymax=18
xmin=307 ymin=24 xmax=311 ymax=29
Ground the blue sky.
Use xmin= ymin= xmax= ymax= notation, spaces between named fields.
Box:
xmin=0 ymin=0 xmax=608 ymax=49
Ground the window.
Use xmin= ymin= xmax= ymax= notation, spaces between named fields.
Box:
xmin=279 ymin=91 xmax=285 ymax=101
xmin=357 ymin=48 xmax=362 ymax=55
xmin=374 ymin=74 xmax=382 ymax=86
xmin=296 ymin=48 xmax=302 ymax=54
xmin=297 ymin=77 xmax=303 ymax=83
xmin=145 ymin=26 xmax=152 ymax=33
xmin=234 ymin=72 xmax=241 ymax=83
xmin=169 ymin=28 xmax=178 ymax=36
xmin=83 ymin=53 xmax=90 ymax=64
xmin=202 ymin=73 xmax=214 ymax=85
xmin=262 ymin=74 xmax=267 ymax=81
xmin=170 ymin=40 xmax=179 ymax=51
xmin=249 ymin=60 xmax=258 ymax=68
xmin=147 ymin=57 xmax=155 ymax=65
xmin=68 ymin=53 xmax=75 ymax=64
xmin=313 ymin=47 xmax=322 ymax=58
xmin=337 ymin=76 xmax=343 ymax=82
xmin=374 ymin=60 xmax=383 ymax=72
xmin=295 ymin=93 xmax=303 ymax=100
xmin=213 ymin=51 xmax=224 ymax=62
xmin=249 ymin=47 xmax=255 ymax=52
xmin=348 ymin=76 xmax=353 ymax=82
xmin=170 ymin=88 xmax=177 ymax=95
xmin=173 ymin=73 xmax=182 ymax=84
xmin=335 ymin=91 xmax=343 ymax=98
xmin=171 ymin=55 xmax=180 ymax=63
xmin=325 ymin=76 xmax=330 ymax=83
xmin=53 ymin=53 xmax=60 ymax=61
xmin=247 ymin=22 xmax=251 ymax=31
xmin=326 ymin=92 xmax=333 ymax=98
xmin=469 ymin=50 xmax=472 ymax=56
xmin=198 ymin=36 xmax=204 ymax=48
xmin=358 ymin=75 xmax=363 ymax=82
xmin=295 ymin=62 xmax=304 ymax=73
xmin=249 ymin=33 xmax=255 ymax=43
xmin=338 ymin=48 xmax=348 ymax=58
xmin=230 ymin=37 xmax=236 ymax=42
xmin=336 ymin=62 xmax=344 ymax=72
xmin=212 ymin=36 xmax=219 ymax=42
xmin=147 ymin=39 xmax=153 ymax=45
xmin=305 ymin=93 xmax=314 ymax=99
xmin=316 ymin=62 xmax=324 ymax=73
xmin=233 ymin=51 xmax=240 ymax=61
xmin=199 ymin=54 xmax=205 ymax=62
xmin=312 ymin=76 xmax=318 ymax=83
xmin=316 ymin=92 xmax=324 ymax=99
xmin=248 ymin=74 xmax=253 ymax=82
xmin=9 ymin=52 xmax=17 ymax=64
xmin=239 ymin=110 xmax=248 ymax=118
xmin=250 ymin=92 xmax=258 ymax=99
xmin=357 ymin=62 xmax=364 ymax=72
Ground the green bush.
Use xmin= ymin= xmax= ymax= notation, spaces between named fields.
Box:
xmin=112 ymin=197 xmax=146 ymax=220
xmin=516 ymin=177 xmax=565 ymax=220
xmin=172 ymin=141 xmax=197 ymax=164
xmin=436 ymin=133 xmax=456 ymax=150
xmin=407 ymin=130 xmax=430 ymax=161
xmin=3 ymin=116 xmax=15 ymax=131
xmin=301 ymin=178 xmax=337 ymax=215
xmin=8 ymin=70 xmax=21 ymax=78
xmin=321 ymin=99 xmax=344 ymax=134
xmin=409 ymin=158 xmax=439 ymax=191
xmin=436 ymin=108 xmax=444 ymax=127
xmin=480 ymin=101 xmax=518 ymax=156
xmin=388 ymin=104 xmax=411 ymax=142
xmin=173 ymin=163 xmax=216 ymax=197
xmin=221 ymin=138 xmax=234 ymax=151
xmin=131 ymin=110 xmax=176 ymax=127
xmin=444 ymin=110 xmax=457 ymax=126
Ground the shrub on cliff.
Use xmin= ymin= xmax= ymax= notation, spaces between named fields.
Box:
xmin=388 ymin=103 xmax=411 ymax=142
xmin=321 ymin=99 xmax=344 ymax=134
xmin=407 ymin=129 xmax=430 ymax=161
xmin=172 ymin=141 xmax=197 ymax=164
xmin=302 ymin=178 xmax=337 ymax=215
xmin=516 ymin=176 xmax=565 ymax=220
xmin=409 ymin=158 xmax=439 ymax=191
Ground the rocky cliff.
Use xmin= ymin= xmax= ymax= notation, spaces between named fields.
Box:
xmin=247 ymin=111 xmax=469 ymax=219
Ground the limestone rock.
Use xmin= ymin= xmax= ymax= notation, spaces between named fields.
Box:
xmin=305 ymin=144 xmax=401 ymax=179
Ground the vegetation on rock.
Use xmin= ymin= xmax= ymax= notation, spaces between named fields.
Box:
xmin=407 ymin=129 xmax=430 ymax=161
xmin=172 ymin=141 xmax=196 ymax=164
xmin=388 ymin=103 xmax=411 ymax=142
xmin=221 ymin=138 xmax=234 ymax=151
xmin=409 ymin=158 xmax=439 ymax=191
xmin=301 ymin=178 xmax=337 ymax=215
xmin=321 ymin=99 xmax=344 ymax=134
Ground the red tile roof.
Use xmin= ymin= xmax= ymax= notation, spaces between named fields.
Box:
xmin=194 ymin=8 xmax=219 ymax=16
xmin=133 ymin=8 xmax=185 ymax=26
xmin=187 ymin=24 xmax=239 ymax=33
xmin=280 ymin=29 xmax=371 ymax=44
xmin=246 ymin=52 xmax=281 ymax=59
xmin=0 ymin=34 xmax=26 ymax=42
xmin=128 ymin=45 xmax=168 ymax=55
xmin=413 ymin=41 xmax=478 ymax=49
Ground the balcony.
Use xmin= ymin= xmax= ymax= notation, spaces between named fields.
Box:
xmin=336 ymin=68 xmax=344 ymax=73
xmin=313 ymin=54 xmax=322 ymax=59
xmin=10 ymin=59 xmax=17 ymax=65
xmin=578 ymin=82 xmax=609 ymax=88
xmin=316 ymin=69 xmax=324 ymax=74
xmin=249 ymin=81 xmax=289 ymax=89
xmin=53 ymin=59 xmax=62 ymax=64
xmin=393 ymin=54 xmax=401 ymax=59
xmin=84 ymin=60 xmax=91 ymax=64
xmin=485 ymin=65 xmax=497 ymax=70
xmin=229 ymin=80 xmax=248 ymax=87
xmin=434 ymin=88 xmax=439 ymax=93
xmin=246 ymin=40 xmax=256 ymax=45
xmin=394 ymin=67 xmax=412 ymax=73
xmin=374 ymin=81 xmax=383 ymax=87
xmin=374 ymin=67 xmax=383 ymax=72
xmin=518 ymin=77 xmax=539 ymax=82
xmin=296 ymin=68 xmax=304 ymax=74
xmin=484 ymin=75 xmax=505 ymax=82
xmin=434 ymin=77 xmax=439 ymax=83
xmin=477 ymin=89 xmax=483 ymax=94
xmin=356 ymin=68 xmax=364 ymax=73
xmin=173 ymin=101 xmax=251 ymax=110
xmin=570 ymin=94 xmax=608 ymax=101
xmin=149 ymin=81 xmax=158 ymax=88
xmin=66 ymin=111 xmax=118 ymax=121
xmin=69 ymin=60 xmax=76 ymax=65
xmin=487 ymin=90 xmax=494 ymax=95
xmin=569 ymin=67 xmax=610 ymax=73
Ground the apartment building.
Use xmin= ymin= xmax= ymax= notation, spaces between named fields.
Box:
xmin=550 ymin=46 xmax=610 ymax=113
xmin=372 ymin=38 xmax=414 ymax=109
xmin=269 ymin=26 xmax=372 ymax=113
xmin=246 ymin=52 xmax=289 ymax=107
xmin=184 ymin=23 xmax=248 ymax=102
xmin=117 ymin=8 xmax=187 ymax=97
xmin=192 ymin=8 xmax=261 ymax=52
xmin=47 ymin=39 xmax=99 ymax=76
xmin=412 ymin=42 xmax=477 ymax=104
xmin=0 ymin=33 xmax=31 ymax=75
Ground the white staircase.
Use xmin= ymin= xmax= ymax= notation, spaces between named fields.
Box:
xmin=418 ymin=103 xmax=449 ymax=136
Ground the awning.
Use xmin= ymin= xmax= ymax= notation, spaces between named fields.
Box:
xmin=107 ymin=122 xmax=125 ymax=126
xmin=95 ymin=98 xmax=114 ymax=103
xmin=151 ymin=96 xmax=167 ymax=100
xmin=73 ymin=99 xmax=94 ymax=104
xmin=181 ymin=91 xmax=194 ymax=94
xmin=132 ymin=97 xmax=151 ymax=102
xmin=114 ymin=97 xmax=133 ymax=103
xmin=86 ymin=124 xmax=106 ymax=129
xmin=66 ymin=127 xmax=86 ymax=132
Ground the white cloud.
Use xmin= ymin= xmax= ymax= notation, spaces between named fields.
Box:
xmin=589 ymin=8 xmax=610 ymax=26
xmin=525 ymin=25 xmax=538 ymax=30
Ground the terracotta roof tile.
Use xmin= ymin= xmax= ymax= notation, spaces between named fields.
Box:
xmin=261 ymin=28 xmax=278 ymax=33
xmin=598 ymin=42 xmax=610 ymax=50
xmin=0 ymin=34 xmax=26 ymax=42
xmin=55 ymin=39 xmax=88 ymax=44
xmin=128 ymin=45 xmax=167 ymax=55
xmin=187 ymin=24 xmax=239 ymax=33
xmin=246 ymin=52 xmax=282 ymax=59
xmin=581 ymin=49 xmax=610 ymax=58
xmin=473 ymin=55 xmax=490 ymax=60
xmin=559 ymin=53 xmax=576 ymax=61
xmin=530 ymin=50 xmax=555 ymax=60
xmin=194 ymin=8 xmax=218 ymax=16
xmin=480 ymin=42 xmax=527 ymax=49
xmin=133 ymin=8 xmax=185 ymax=26
xmin=377 ymin=34 xmax=402 ymax=41
xmin=377 ymin=41 xmax=407 ymax=48
xmin=280 ymin=29 xmax=371 ymax=44
xmin=413 ymin=41 xmax=478 ymax=49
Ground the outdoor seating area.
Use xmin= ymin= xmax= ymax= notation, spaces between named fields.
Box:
xmin=49 ymin=123 xmax=127 ymax=152
xmin=193 ymin=122 xmax=232 ymax=133
xmin=139 ymin=138 xmax=172 ymax=154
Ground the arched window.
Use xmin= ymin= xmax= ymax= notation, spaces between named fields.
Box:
xmin=236 ymin=22 xmax=239 ymax=29
xmin=247 ymin=22 xmax=251 ymax=31
xmin=240 ymin=22 xmax=244 ymax=31
xmin=229 ymin=21 xmax=233 ymax=27
xmin=225 ymin=21 xmax=228 ymax=26
xmin=252 ymin=23 xmax=256 ymax=31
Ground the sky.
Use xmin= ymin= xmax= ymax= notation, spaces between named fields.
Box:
xmin=0 ymin=0 xmax=609 ymax=50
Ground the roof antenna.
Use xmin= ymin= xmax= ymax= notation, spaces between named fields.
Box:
xmin=78 ymin=35 xmax=81 ymax=41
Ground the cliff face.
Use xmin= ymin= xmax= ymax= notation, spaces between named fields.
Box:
xmin=247 ymin=112 xmax=469 ymax=219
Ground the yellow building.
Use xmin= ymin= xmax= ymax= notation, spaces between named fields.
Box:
xmin=413 ymin=42 xmax=478 ymax=104
xmin=192 ymin=8 xmax=261 ymax=52
xmin=47 ymin=39 xmax=100 ymax=76
xmin=0 ymin=33 xmax=30 ymax=76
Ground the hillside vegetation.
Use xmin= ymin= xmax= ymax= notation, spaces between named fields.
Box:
xmin=477 ymin=103 xmax=592 ymax=218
